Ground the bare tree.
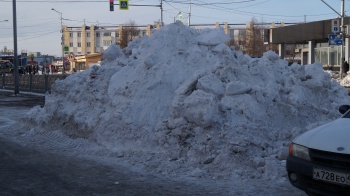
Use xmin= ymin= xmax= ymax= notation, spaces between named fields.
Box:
xmin=285 ymin=44 xmax=298 ymax=64
xmin=228 ymin=17 xmax=277 ymax=57
xmin=267 ymin=42 xmax=279 ymax=54
xmin=119 ymin=20 xmax=141 ymax=49
xmin=245 ymin=18 xmax=266 ymax=57
xmin=227 ymin=28 xmax=247 ymax=52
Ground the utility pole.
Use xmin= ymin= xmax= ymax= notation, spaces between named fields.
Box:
xmin=160 ymin=0 xmax=163 ymax=26
xmin=320 ymin=0 xmax=346 ymax=78
xmin=12 ymin=0 xmax=19 ymax=95
xmin=341 ymin=0 xmax=345 ymax=78
xmin=188 ymin=0 xmax=191 ymax=26
xmin=51 ymin=8 xmax=65 ymax=74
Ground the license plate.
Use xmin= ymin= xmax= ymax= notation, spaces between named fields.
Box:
xmin=313 ymin=168 xmax=350 ymax=186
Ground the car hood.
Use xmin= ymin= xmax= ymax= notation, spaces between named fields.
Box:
xmin=294 ymin=118 xmax=350 ymax=154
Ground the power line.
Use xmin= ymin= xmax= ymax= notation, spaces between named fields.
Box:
xmin=165 ymin=0 xmax=261 ymax=4
xmin=1 ymin=30 xmax=58 ymax=44
xmin=0 ymin=0 xmax=107 ymax=2
xmin=165 ymin=0 xmax=341 ymax=19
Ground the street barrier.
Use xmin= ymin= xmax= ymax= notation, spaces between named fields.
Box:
xmin=0 ymin=74 xmax=67 ymax=94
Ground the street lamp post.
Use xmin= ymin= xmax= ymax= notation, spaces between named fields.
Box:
xmin=51 ymin=8 xmax=65 ymax=74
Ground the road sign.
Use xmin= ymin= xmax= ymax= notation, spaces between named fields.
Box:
xmin=178 ymin=13 xmax=183 ymax=22
xmin=332 ymin=19 xmax=340 ymax=33
xmin=328 ymin=34 xmax=342 ymax=40
xmin=63 ymin=45 xmax=70 ymax=54
xmin=328 ymin=34 xmax=343 ymax=46
xmin=119 ymin=0 xmax=128 ymax=10
xmin=329 ymin=39 xmax=343 ymax=45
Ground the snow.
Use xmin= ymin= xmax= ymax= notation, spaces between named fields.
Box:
xmin=9 ymin=21 xmax=350 ymax=193
xmin=341 ymin=74 xmax=350 ymax=87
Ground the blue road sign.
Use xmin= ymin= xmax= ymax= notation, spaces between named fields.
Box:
xmin=328 ymin=34 xmax=343 ymax=46
xmin=328 ymin=34 xmax=342 ymax=40
xmin=335 ymin=39 xmax=343 ymax=45
xmin=333 ymin=27 xmax=339 ymax=32
xmin=119 ymin=0 xmax=128 ymax=10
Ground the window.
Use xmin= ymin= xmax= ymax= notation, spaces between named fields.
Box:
xmin=70 ymin=43 xmax=73 ymax=47
xmin=116 ymin=32 xmax=119 ymax=37
xmin=96 ymin=42 xmax=100 ymax=47
xmin=229 ymin=30 xmax=235 ymax=36
xmin=238 ymin=30 xmax=246 ymax=36
xmin=104 ymin=32 xmax=111 ymax=37
xmin=103 ymin=40 xmax=111 ymax=46
xmin=96 ymin=32 xmax=100 ymax=37
xmin=78 ymin=32 xmax=81 ymax=37
xmin=132 ymin=31 xmax=139 ymax=36
xmin=69 ymin=33 xmax=73 ymax=38
xmin=87 ymin=42 xmax=91 ymax=47
xmin=78 ymin=42 xmax=81 ymax=47
xmin=87 ymin=32 xmax=90 ymax=37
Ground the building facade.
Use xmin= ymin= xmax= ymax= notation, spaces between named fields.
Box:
xmin=268 ymin=17 xmax=350 ymax=75
xmin=62 ymin=24 xmax=157 ymax=55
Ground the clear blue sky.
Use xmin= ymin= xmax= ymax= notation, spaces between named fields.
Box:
xmin=0 ymin=0 xmax=349 ymax=56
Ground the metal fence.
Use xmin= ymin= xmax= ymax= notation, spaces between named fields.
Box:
xmin=0 ymin=74 xmax=67 ymax=94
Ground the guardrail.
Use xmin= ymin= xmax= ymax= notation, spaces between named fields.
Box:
xmin=0 ymin=74 xmax=67 ymax=94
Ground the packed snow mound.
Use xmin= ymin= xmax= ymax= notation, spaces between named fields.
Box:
xmin=27 ymin=22 xmax=350 ymax=181
xmin=340 ymin=74 xmax=350 ymax=87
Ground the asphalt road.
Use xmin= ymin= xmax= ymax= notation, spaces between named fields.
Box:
xmin=0 ymin=90 xmax=45 ymax=107
xmin=0 ymin=136 xmax=222 ymax=196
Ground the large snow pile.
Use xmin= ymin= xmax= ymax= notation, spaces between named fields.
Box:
xmin=27 ymin=22 xmax=350 ymax=181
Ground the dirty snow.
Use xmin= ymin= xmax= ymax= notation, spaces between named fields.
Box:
xmin=13 ymin=21 xmax=350 ymax=194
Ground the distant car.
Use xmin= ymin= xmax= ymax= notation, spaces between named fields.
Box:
xmin=286 ymin=105 xmax=350 ymax=195
xmin=0 ymin=60 xmax=25 ymax=75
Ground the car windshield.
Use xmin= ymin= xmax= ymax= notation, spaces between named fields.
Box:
xmin=0 ymin=61 xmax=13 ymax=67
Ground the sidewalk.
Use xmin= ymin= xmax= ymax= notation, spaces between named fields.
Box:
xmin=0 ymin=90 xmax=45 ymax=107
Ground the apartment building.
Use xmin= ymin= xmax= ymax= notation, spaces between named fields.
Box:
xmin=62 ymin=24 xmax=155 ymax=55
xmin=62 ymin=22 xmax=273 ymax=56
xmin=61 ymin=22 xmax=274 ymax=72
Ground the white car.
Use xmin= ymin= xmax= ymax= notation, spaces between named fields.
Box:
xmin=286 ymin=105 xmax=350 ymax=196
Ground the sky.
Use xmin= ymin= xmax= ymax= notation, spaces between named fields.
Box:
xmin=0 ymin=0 xmax=348 ymax=56
xmin=2 ymin=21 xmax=349 ymax=194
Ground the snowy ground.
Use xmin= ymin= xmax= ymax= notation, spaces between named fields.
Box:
xmin=1 ymin=107 xmax=303 ymax=195
xmin=2 ymin=22 xmax=350 ymax=195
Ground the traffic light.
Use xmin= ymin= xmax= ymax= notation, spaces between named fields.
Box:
xmin=110 ymin=0 xmax=114 ymax=11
